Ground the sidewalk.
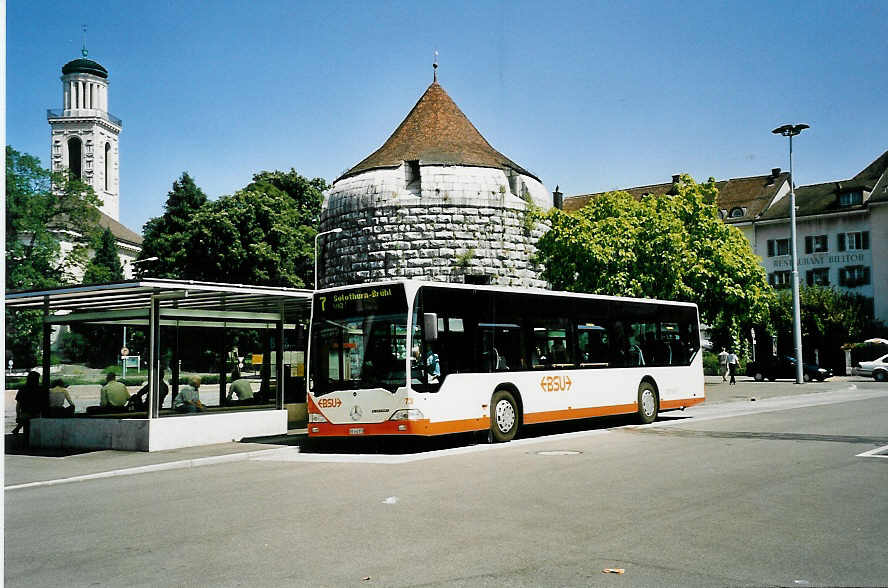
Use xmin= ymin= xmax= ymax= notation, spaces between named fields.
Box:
xmin=4 ymin=429 xmax=307 ymax=489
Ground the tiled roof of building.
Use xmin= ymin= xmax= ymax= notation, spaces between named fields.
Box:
xmin=338 ymin=81 xmax=539 ymax=183
xmin=564 ymin=170 xmax=790 ymax=223
xmin=98 ymin=211 xmax=142 ymax=247
xmin=759 ymin=149 xmax=888 ymax=219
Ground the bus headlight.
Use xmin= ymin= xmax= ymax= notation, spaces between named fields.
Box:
xmin=308 ymin=413 xmax=327 ymax=423
xmin=389 ymin=409 xmax=425 ymax=421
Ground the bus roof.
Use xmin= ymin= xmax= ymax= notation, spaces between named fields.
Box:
xmin=315 ymin=280 xmax=699 ymax=309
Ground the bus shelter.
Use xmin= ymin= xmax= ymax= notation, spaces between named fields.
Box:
xmin=6 ymin=279 xmax=313 ymax=451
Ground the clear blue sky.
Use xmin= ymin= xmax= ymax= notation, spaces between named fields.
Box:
xmin=8 ymin=1 xmax=887 ymax=234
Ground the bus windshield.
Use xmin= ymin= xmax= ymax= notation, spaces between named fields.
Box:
xmin=310 ymin=285 xmax=408 ymax=395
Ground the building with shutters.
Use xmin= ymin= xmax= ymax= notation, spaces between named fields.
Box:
xmin=565 ymin=150 xmax=888 ymax=324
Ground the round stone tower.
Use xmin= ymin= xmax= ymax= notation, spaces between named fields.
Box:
xmin=319 ymin=77 xmax=551 ymax=289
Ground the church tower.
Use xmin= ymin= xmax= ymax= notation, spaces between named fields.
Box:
xmin=47 ymin=48 xmax=122 ymax=221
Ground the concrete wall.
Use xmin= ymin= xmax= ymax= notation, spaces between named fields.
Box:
xmin=30 ymin=410 xmax=288 ymax=452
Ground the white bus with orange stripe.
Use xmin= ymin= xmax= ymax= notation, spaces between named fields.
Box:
xmin=307 ymin=281 xmax=703 ymax=442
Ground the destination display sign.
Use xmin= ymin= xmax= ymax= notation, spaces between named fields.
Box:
xmin=314 ymin=284 xmax=406 ymax=318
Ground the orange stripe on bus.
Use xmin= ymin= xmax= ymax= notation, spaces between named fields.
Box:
xmin=660 ymin=397 xmax=704 ymax=410
xmin=307 ymin=395 xmax=704 ymax=437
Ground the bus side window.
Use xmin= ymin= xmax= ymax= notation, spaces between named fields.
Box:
xmin=576 ymin=323 xmax=608 ymax=367
xmin=531 ymin=320 xmax=572 ymax=368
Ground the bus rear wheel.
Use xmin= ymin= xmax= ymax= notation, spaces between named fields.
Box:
xmin=490 ymin=389 xmax=519 ymax=443
xmin=637 ymin=381 xmax=659 ymax=425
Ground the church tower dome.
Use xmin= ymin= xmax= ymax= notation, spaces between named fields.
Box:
xmin=48 ymin=48 xmax=122 ymax=221
xmin=319 ymin=73 xmax=552 ymax=289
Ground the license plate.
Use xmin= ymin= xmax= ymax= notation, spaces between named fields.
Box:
xmin=349 ymin=427 xmax=364 ymax=435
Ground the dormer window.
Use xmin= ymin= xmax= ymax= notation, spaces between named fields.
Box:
xmin=839 ymin=191 xmax=862 ymax=206
xmin=729 ymin=207 xmax=746 ymax=218
xmin=719 ymin=209 xmax=728 ymax=219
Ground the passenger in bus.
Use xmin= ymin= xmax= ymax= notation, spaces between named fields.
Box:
xmin=551 ymin=339 xmax=569 ymax=364
xmin=426 ymin=348 xmax=441 ymax=383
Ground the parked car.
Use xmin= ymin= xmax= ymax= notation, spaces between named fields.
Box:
xmin=856 ymin=353 xmax=888 ymax=382
xmin=746 ymin=355 xmax=832 ymax=382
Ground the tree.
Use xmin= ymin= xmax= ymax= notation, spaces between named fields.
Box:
xmin=535 ymin=175 xmax=773 ymax=350
xmin=6 ymin=146 xmax=102 ymax=367
xmin=769 ymin=286 xmax=886 ymax=372
xmin=137 ymin=172 xmax=208 ymax=278
xmin=82 ymin=227 xmax=124 ymax=284
xmin=6 ymin=146 xmax=102 ymax=289
xmin=183 ymin=183 xmax=317 ymax=287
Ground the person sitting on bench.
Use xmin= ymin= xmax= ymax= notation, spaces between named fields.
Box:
xmin=46 ymin=378 xmax=75 ymax=417
xmin=174 ymin=376 xmax=206 ymax=413
xmin=226 ymin=369 xmax=255 ymax=404
xmin=100 ymin=373 xmax=128 ymax=408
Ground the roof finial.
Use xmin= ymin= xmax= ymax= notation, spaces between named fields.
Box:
xmin=81 ymin=24 xmax=88 ymax=57
xmin=433 ymin=49 xmax=438 ymax=83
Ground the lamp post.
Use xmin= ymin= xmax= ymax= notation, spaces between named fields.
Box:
xmin=772 ymin=123 xmax=809 ymax=384
xmin=314 ymin=228 xmax=343 ymax=290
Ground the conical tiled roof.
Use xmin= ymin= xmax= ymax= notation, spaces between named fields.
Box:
xmin=339 ymin=82 xmax=539 ymax=182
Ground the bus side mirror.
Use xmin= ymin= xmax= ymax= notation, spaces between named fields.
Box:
xmin=424 ymin=313 xmax=438 ymax=342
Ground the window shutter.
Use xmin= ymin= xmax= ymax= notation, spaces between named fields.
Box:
xmin=768 ymin=273 xmax=775 ymax=286
xmin=864 ymin=267 xmax=871 ymax=285
xmin=806 ymin=270 xmax=813 ymax=286
xmin=838 ymin=233 xmax=846 ymax=251
xmin=767 ymin=240 xmax=775 ymax=257
xmin=838 ymin=269 xmax=846 ymax=287
xmin=863 ymin=231 xmax=870 ymax=250
xmin=805 ymin=236 xmax=812 ymax=254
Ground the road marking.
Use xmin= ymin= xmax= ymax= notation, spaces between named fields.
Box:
xmin=4 ymin=447 xmax=292 ymax=491
xmin=856 ymin=444 xmax=888 ymax=459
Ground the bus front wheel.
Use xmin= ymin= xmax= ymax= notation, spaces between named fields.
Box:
xmin=490 ymin=389 xmax=519 ymax=443
xmin=637 ymin=381 xmax=659 ymax=425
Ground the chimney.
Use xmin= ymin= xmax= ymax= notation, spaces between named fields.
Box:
xmin=553 ymin=185 xmax=563 ymax=210
xmin=771 ymin=167 xmax=781 ymax=178
xmin=672 ymin=174 xmax=681 ymax=184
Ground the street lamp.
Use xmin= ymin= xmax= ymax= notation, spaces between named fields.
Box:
xmin=314 ymin=228 xmax=343 ymax=290
xmin=772 ymin=123 xmax=809 ymax=384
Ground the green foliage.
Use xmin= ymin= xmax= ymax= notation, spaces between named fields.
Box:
xmin=183 ymin=185 xmax=315 ymax=287
xmin=454 ymin=248 xmax=476 ymax=269
xmin=536 ymin=175 xmax=773 ymax=348
xmin=702 ymin=350 xmax=720 ymax=376
xmin=6 ymin=146 xmax=102 ymax=367
xmin=57 ymin=329 xmax=88 ymax=363
xmin=137 ymin=172 xmax=209 ymax=278
xmin=138 ymin=169 xmax=325 ymax=287
xmin=769 ymin=286 xmax=885 ymax=370
xmin=83 ymin=227 xmax=124 ymax=284
xmin=6 ymin=146 xmax=102 ymax=289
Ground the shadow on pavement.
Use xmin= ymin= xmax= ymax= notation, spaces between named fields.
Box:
xmin=242 ymin=412 xmax=682 ymax=455
xmin=4 ymin=434 xmax=97 ymax=457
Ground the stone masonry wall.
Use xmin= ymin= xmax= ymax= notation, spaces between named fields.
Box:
xmin=319 ymin=164 xmax=551 ymax=289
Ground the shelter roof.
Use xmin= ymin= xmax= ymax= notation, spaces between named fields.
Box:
xmin=338 ymin=82 xmax=539 ymax=182
xmin=5 ymin=279 xmax=312 ymax=327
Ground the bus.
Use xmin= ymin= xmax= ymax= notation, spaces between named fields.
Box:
xmin=307 ymin=280 xmax=703 ymax=442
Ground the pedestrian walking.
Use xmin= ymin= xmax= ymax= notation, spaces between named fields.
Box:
xmin=718 ymin=348 xmax=729 ymax=382
xmin=728 ymin=350 xmax=739 ymax=385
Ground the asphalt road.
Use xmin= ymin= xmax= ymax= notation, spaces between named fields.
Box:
xmin=5 ymin=378 xmax=888 ymax=587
